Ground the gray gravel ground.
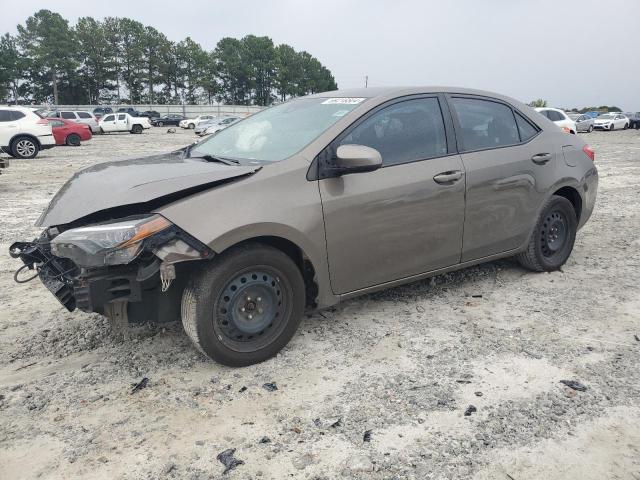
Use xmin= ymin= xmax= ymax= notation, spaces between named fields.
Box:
xmin=1 ymin=127 xmax=639 ymax=479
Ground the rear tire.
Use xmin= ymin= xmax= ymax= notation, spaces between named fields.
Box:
xmin=157 ymin=121 xmax=164 ymax=127
xmin=131 ymin=124 xmax=143 ymax=134
xmin=10 ymin=136 xmax=39 ymax=159
xmin=517 ymin=195 xmax=577 ymax=272
xmin=181 ymin=243 xmax=305 ymax=366
xmin=65 ymin=133 xmax=81 ymax=146
xmin=623 ymin=122 xmax=629 ymax=130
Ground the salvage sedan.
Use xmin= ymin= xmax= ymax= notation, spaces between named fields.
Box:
xmin=10 ymin=87 xmax=598 ymax=366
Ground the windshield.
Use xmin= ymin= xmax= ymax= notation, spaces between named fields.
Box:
xmin=190 ymin=97 xmax=366 ymax=162
xmin=598 ymin=114 xmax=614 ymax=119
xmin=568 ymin=114 xmax=579 ymax=120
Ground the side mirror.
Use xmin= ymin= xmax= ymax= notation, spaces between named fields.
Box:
xmin=333 ymin=144 xmax=382 ymax=175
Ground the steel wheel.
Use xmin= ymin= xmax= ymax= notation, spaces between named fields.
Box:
xmin=540 ymin=210 xmax=568 ymax=258
xmin=214 ymin=268 xmax=290 ymax=352
xmin=66 ymin=133 xmax=81 ymax=146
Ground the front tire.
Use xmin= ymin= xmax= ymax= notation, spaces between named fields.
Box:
xmin=188 ymin=123 xmax=195 ymax=129
xmin=181 ymin=243 xmax=305 ymax=366
xmin=517 ymin=195 xmax=577 ymax=272
xmin=10 ymin=136 xmax=39 ymax=159
xmin=588 ymin=125 xmax=594 ymax=133
xmin=610 ymin=123 xmax=615 ymax=131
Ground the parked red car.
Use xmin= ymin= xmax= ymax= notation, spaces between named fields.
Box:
xmin=47 ymin=118 xmax=92 ymax=146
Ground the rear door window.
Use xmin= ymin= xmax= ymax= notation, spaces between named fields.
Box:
xmin=450 ymin=97 xmax=519 ymax=151
xmin=339 ymin=97 xmax=448 ymax=166
xmin=60 ymin=111 xmax=76 ymax=120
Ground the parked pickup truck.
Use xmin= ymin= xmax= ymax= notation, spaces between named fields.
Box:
xmin=98 ymin=113 xmax=151 ymax=134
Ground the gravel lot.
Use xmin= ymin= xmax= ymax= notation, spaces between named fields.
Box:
xmin=1 ymin=127 xmax=639 ymax=480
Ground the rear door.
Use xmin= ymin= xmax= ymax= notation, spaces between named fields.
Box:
xmin=115 ymin=113 xmax=128 ymax=131
xmin=319 ymin=95 xmax=466 ymax=294
xmin=447 ymin=95 xmax=553 ymax=261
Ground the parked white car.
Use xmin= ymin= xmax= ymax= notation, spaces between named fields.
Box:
xmin=56 ymin=110 xmax=100 ymax=133
xmin=179 ymin=114 xmax=216 ymax=129
xmin=201 ymin=116 xmax=241 ymax=136
xmin=0 ymin=106 xmax=56 ymax=158
xmin=535 ymin=107 xmax=577 ymax=134
xmin=593 ymin=113 xmax=629 ymax=131
xmin=98 ymin=113 xmax=151 ymax=134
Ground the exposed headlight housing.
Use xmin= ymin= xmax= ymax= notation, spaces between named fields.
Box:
xmin=51 ymin=215 xmax=171 ymax=267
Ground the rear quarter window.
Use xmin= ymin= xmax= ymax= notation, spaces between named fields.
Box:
xmin=514 ymin=112 xmax=539 ymax=142
xmin=77 ymin=112 xmax=91 ymax=119
xmin=60 ymin=111 xmax=77 ymax=119
xmin=0 ymin=110 xmax=12 ymax=122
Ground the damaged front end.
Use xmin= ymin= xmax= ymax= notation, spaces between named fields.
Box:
xmin=10 ymin=214 xmax=213 ymax=325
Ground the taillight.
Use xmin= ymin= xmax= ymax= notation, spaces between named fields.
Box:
xmin=583 ymin=145 xmax=595 ymax=162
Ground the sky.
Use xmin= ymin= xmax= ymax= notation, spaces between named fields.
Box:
xmin=2 ymin=0 xmax=639 ymax=110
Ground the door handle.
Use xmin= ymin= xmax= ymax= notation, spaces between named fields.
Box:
xmin=433 ymin=170 xmax=463 ymax=184
xmin=531 ymin=153 xmax=552 ymax=165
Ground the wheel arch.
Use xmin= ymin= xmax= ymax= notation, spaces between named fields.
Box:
xmin=10 ymin=133 xmax=41 ymax=149
xmin=552 ymin=185 xmax=583 ymax=222
xmin=210 ymin=227 xmax=329 ymax=309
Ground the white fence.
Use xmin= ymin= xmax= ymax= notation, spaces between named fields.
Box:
xmin=35 ymin=104 xmax=264 ymax=118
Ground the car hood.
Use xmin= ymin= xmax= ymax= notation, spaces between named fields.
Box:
xmin=36 ymin=150 xmax=260 ymax=227
xmin=594 ymin=118 xmax=612 ymax=123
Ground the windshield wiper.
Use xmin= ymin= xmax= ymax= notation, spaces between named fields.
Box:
xmin=190 ymin=154 xmax=240 ymax=165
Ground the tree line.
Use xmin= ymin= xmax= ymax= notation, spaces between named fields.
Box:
xmin=0 ymin=9 xmax=338 ymax=106
xmin=529 ymin=99 xmax=622 ymax=113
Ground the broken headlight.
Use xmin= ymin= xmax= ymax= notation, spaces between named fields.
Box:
xmin=50 ymin=215 xmax=172 ymax=267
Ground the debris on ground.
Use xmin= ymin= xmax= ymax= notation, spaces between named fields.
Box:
xmin=363 ymin=429 xmax=372 ymax=442
xmin=560 ymin=380 xmax=588 ymax=392
xmin=329 ymin=417 xmax=343 ymax=428
xmin=262 ymin=382 xmax=278 ymax=392
xmin=239 ymin=386 xmax=247 ymax=392
xmin=464 ymin=405 xmax=477 ymax=416
xmin=130 ymin=377 xmax=149 ymax=394
xmin=634 ymin=334 xmax=639 ymax=342
xmin=259 ymin=436 xmax=271 ymax=444
xmin=216 ymin=448 xmax=244 ymax=474
xmin=475 ymin=391 xmax=483 ymax=397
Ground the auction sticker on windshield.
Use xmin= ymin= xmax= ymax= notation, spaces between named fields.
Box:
xmin=321 ymin=98 xmax=366 ymax=105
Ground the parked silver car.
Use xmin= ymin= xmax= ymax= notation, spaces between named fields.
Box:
xmin=56 ymin=110 xmax=100 ymax=133
xmin=11 ymin=87 xmax=598 ymax=367
xmin=568 ymin=113 xmax=594 ymax=133
xmin=193 ymin=118 xmax=220 ymax=135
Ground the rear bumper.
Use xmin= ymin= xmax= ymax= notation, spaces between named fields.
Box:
xmin=38 ymin=134 xmax=56 ymax=147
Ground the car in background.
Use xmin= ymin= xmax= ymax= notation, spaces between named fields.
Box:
xmin=99 ymin=112 xmax=151 ymax=134
xmin=92 ymin=107 xmax=113 ymax=120
xmin=626 ymin=112 xmax=640 ymax=129
xmin=594 ymin=113 xmax=629 ymax=131
xmin=140 ymin=110 xmax=161 ymax=119
xmin=151 ymin=114 xmax=185 ymax=127
xmin=179 ymin=114 xmax=216 ymax=129
xmin=199 ymin=116 xmax=241 ymax=137
xmin=0 ymin=106 xmax=55 ymax=158
xmin=568 ymin=113 xmax=594 ymax=133
xmin=117 ymin=107 xmax=141 ymax=117
xmin=52 ymin=110 xmax=100 ymax=133
xmin=535 ymin=107 xmax=577 ymax=134
xmin=46 ymin=118 xmax=92 ymax=146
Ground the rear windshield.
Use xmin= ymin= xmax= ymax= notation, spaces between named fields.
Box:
xmin=191 ymin=97 xmax=366 ymax=162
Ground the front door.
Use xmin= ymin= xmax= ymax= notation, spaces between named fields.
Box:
xmin=318 ymin=96 xmax=466 ymax=294
xmin=101 ymin=114 xmax=116 ymax=132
